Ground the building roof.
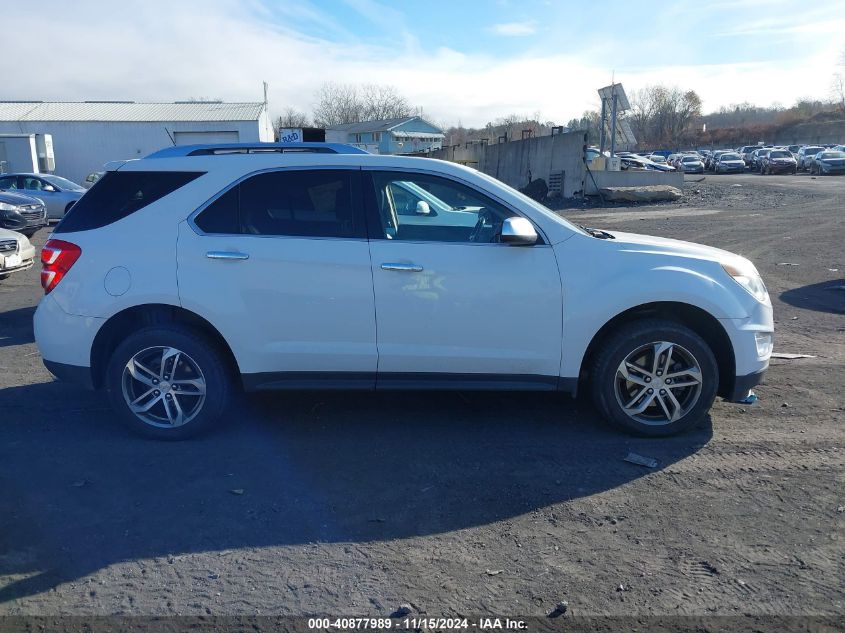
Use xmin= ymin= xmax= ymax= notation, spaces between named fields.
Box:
xmin=326 ymin=116 xmax=442 ymax=134
xmin=0 ymin=101 xmax=265 ymax=122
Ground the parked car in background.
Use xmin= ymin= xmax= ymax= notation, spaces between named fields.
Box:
xmin=809 ymin=150 xmax=845 ymax=175
xmin=796 ymin=146 xmax=825 ymax=171
xmin=739 ymin=146 xmax=760 ymax=167
xmin=621 ymin=156 xmax=676 ymax=172
xmin=715 ymin=152 xmax=746 ymax=174
xmin=648 ymin=154 xmax=667 ymax=164
xmin=751 ymin=148 xmax=771 ymax=172
xmin=0 ymin=227 xmax=36 ymax=282
xmin=786 ymin=145 xmax=801 ymax=157
xmin=679 ymin=155 xmax=705 ymax=173
xmin=82 ymin=171 xmax=105 ymax=189
xmin=0 ymin=173 xmax=85 ymax=220
xmin=33 ymin=142 xmax=772 ymax=440
xmin=706 ymin=150 xmax=728 ymax=170
xmin=0 ymin=190 xmax=48 ymax=237
xmin=761 ymin=149 xmax=797 ymax=175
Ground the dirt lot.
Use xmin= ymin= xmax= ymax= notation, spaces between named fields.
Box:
xmin=0 ymin=173 xmax=842 ymax=619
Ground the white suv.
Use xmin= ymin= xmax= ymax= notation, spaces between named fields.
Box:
xmin=34 ymin=143 xmax=773 ymax=439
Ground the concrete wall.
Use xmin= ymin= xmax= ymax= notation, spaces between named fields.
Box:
xmin=425 ymin=131 xmax=588 ymax=198
xmin=0 ymin=119 xmax=268 ymax=184
xmin=584 ymin=169 xmax=684 ymax=194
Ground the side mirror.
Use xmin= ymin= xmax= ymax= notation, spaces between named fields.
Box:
xmin=415 ymin=200 xmax=431 ymax=215
xmin=42 ymin=184 xmax=56 ymax=192
xmin=500 ymin=217 xmax=538 ymax=246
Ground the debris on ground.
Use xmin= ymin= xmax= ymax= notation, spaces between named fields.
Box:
xmin=731 ymin=183 xmax=742 ymax=187
xmin=485 ymin=569 xmax=504 ymax=576
xmin=229 ymin=489 xmax=244 ymax=495
xmin=739 ymin=392 xmax=759 ymax=405
xmin=617 ymin=584 xmax=627 ymax=592
xmin=771 ymin=353 xmax=817 ymax=359
xmin=599 ymin=185 xmax=683 ymax=203
xmin=623 ymin=452 xmax=658 ymax=468
xmin=777 ymin=262 xmax=800 ymax=266
xmin=782 ymin=402 xmax=790 ymax=408
xmin=391 ymin=604 xmax=412 ymax=618
xmin=548 ymin=600 xmax=569 ymax=617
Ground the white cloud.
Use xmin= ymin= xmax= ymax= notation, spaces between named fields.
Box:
xmin=0 ymin=0 xmax=840 ymax=129
xmin=488 ymin=21 xmax=537 ymax=36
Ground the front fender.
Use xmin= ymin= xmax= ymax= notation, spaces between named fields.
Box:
xmin=556 ymin=240 xmax=754 ymax=379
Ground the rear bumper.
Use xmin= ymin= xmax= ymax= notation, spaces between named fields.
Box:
xmin=34 ymin=294 xmax=104 ymax=372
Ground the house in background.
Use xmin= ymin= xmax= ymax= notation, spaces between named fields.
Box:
xmin=325 ymin=116 xmax=444 ymax=154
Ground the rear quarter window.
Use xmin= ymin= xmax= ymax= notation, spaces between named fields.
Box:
xmin=55 ymin=171 xmax=203 ymax=233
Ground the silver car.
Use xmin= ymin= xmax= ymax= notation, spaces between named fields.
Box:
xmin=0 ymin=173 xmax=85 ymax=221
xmin=0 ymin=227 xmax=36 ymax=282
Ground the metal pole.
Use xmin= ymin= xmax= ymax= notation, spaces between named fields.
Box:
xmin=599 ymin=98 xmax=607 ymax=154
xmin=610 ymin=86 xmax=618 ymax=162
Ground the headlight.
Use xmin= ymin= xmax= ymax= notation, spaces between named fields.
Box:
xmin=0 ymin=202 xmax=21 ymax=212
xmin=722 ymin=260 xmax=769 ymax=303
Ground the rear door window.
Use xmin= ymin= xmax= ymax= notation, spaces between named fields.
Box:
xmin=55 ymin=171 xmax=204 ymax=233
xmin=193 ymin=169 xmax=365 ymax=239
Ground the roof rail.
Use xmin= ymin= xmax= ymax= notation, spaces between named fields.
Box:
xmin=144 ymin=142 xmax=369 ymax=159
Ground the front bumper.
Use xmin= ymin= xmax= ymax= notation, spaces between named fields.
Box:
xmin=820 ymin=165 xmax=845 ymax=174
xmin=727 ymin=368 xmax=766 ymax=402
xmin=0 ymin=256 xmax=34 ymax=275
xmin=769 ymin=163 xmax=796 ymax=173
xmin=718 ymin=297 xmax=773 ymax=401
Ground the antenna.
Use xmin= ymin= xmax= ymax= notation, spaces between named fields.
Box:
xmin=263 ymin=81 xmax=269 ymax=109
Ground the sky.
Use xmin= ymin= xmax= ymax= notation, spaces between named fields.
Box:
xmin=4 ymin=0 xmax=844 ymax=127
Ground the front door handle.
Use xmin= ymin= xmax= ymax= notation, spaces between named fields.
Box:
xmin=206 ymin=251 xmax=249 ymax=260
xmin=381 ymin=262 xmax=423 ymax=272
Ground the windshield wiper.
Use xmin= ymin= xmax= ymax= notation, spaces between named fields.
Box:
xmin=578 ymin=225 xmax=615 ymax=239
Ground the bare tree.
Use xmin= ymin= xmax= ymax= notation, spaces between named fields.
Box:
xmin=312 ymin=83 xmax=365 ymax=127
xmin=629 ymin=85 xmax=702 ymax=146
xmin=360 ymin=84 xmax=412 ymax=121
xmin=832 ymin=48 xmax=845 ymax=111
xmin=272 ymin=107 xmax=311 ymax=138
xmin=312 ymin=82 xmax=413 ymax=126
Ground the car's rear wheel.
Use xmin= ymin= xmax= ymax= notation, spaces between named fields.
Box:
xmin=590 ymin=320 xmax=719 ymax=436
xmin=105 ymin=325 xmax=232 ymax=439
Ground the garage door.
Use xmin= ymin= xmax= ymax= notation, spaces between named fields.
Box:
xmin=172 ymin=131 xmax=239 ymax=145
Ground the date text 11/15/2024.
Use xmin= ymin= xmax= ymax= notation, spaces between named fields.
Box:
xmin=307 ymin=617 xmax=528 ymax=630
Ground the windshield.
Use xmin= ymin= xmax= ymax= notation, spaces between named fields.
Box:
xmin=821 ymin=152 xmax=845 ymax=159
xmin=769 ymin=151 xmax=790 ymax=158
xmin=721 ymin=153 xmax=741 ymax=160
xmin=682 ymin=156 xmax=699 ymax=162
xmin=42 ymin=175 xmax=85 ymax=191
xmin=804 ymin=147 xmax=824 ymax=154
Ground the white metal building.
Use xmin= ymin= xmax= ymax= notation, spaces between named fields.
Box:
xmin=0 ymin=101 xmax=273 ymax=184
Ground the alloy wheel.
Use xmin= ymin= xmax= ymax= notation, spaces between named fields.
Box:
xmin=614 ymin=341 xmax=703 ymax=426
xmin=121 ymin=346 xmax=207 ymax=428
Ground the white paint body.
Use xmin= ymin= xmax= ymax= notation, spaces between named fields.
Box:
xmin=34 ymin=152 xmax=773 ymax=393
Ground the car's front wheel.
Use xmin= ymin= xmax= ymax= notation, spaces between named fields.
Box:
xmin=105 ymin=325 xmax=232 ymax=439
xmin=590 ymin=320 xmax=719 ymax=436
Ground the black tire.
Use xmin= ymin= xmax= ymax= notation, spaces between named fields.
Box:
xmin=105 ymin=325 xmax=232 ymax=439
xmin=590 ymin=319 xmax=719 ymax=437
xmin=0 ymin=273 xmax=8 ymax=281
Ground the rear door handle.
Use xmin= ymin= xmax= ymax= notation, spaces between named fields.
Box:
xmin=381 ymin=262 xmax=423 ymax=272
xmin=206 ymin=251 xmax=249 ymax=260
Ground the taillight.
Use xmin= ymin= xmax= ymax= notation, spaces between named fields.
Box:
xmin=40 ymin=239 xmax=82 ymax=294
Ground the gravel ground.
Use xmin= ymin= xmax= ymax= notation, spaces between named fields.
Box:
xmin=0 ymin=172 xmax=842 ymax=620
